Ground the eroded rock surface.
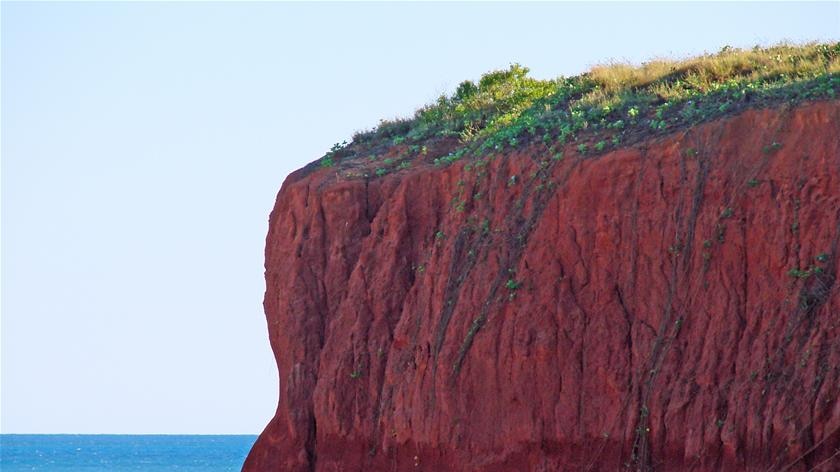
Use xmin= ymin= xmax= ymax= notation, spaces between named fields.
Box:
xmin=245 ymin=101 xmax=840 ymax=471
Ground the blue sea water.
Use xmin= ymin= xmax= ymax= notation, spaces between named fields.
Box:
xmin=0 ymin=435 xmax=257 ymax=471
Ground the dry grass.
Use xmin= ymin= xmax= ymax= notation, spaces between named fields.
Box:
xmin=589 ymin=43 xmax=837 ymax=94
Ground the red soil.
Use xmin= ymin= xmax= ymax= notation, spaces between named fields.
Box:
xmin=244 ymin=101 xmax=840 ymax=471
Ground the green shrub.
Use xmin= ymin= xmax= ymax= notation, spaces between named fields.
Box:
xmin=319 ymin=141 xmax=347 ymax=167
xmin=331 ymin=42 xmax=839 ymax=172
xmin=762 ymin=142 xmax=783 ymax=153
xmin=788 ymin=266 xmax=821 ymax=279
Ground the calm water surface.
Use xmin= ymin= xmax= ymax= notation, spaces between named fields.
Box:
xmin=0 ymin=435 xmax=257 ymax=471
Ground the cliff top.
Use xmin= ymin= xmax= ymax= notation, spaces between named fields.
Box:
xmin=316 ymin=43 xmax=839 ymax=177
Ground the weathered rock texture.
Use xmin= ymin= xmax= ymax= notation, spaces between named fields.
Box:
xmin=244 ymin=101 xmax=840 ymax=471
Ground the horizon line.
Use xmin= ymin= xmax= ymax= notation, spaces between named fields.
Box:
xmin=0 ymin=433 xmax=260 ymax=436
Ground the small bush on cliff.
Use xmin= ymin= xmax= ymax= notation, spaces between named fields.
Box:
xmin=787 ymin=266 xmax=822 ymax=279
xmin=319 ymin=141 xmax=347 ymax=167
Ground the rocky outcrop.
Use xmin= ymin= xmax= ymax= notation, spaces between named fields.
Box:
xmin=244 ymin=101 xmax=840 ymax=471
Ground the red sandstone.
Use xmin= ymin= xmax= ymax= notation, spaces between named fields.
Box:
xmin=244 ymin=101 xmax=840 ymax=471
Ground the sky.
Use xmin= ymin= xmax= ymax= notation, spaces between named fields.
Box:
xmin=2 ymin=2 xmax=838 ymax=434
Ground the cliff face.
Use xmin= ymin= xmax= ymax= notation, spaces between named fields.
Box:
xmin=244 ymin=101 xmax=840 ymax=471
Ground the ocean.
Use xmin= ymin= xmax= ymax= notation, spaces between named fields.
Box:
xmin=0 ymin=435 xmax=257 ymax=471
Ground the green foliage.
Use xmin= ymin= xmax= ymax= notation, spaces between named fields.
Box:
xmin=339 ymin=42 xmax=839 ymax=171
xmin=433 ymin=148 xmax=467 ymax=166
xmin=762 ymin=141 xmax=783 ymax=153
xmin=788 ymin=266 xmax=823 ymax=279
xmin=505 ymin=279 xmax=521 ymax=290
xmin=320 ymin=141 xmax=347 ymax=167
xmin=454 ymin=80 xmax=479 ymax=101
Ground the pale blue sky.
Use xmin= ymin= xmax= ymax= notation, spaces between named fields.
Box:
xmin=2 ymin=2 xmax=838 ymax=434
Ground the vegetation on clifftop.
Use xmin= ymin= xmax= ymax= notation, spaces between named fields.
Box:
xmin=320 ymin=42 xmax=840 ymax=174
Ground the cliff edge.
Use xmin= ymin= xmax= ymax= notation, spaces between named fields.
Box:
xmin=245 ymin=44 xmax=840 ymax=471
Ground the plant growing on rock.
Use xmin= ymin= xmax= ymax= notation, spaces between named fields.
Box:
xmin=327 ymin=42 xmax=840 ymax=194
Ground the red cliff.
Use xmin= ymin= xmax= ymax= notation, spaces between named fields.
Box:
xmin=244 ymin=100 xmax=840 ymax=471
